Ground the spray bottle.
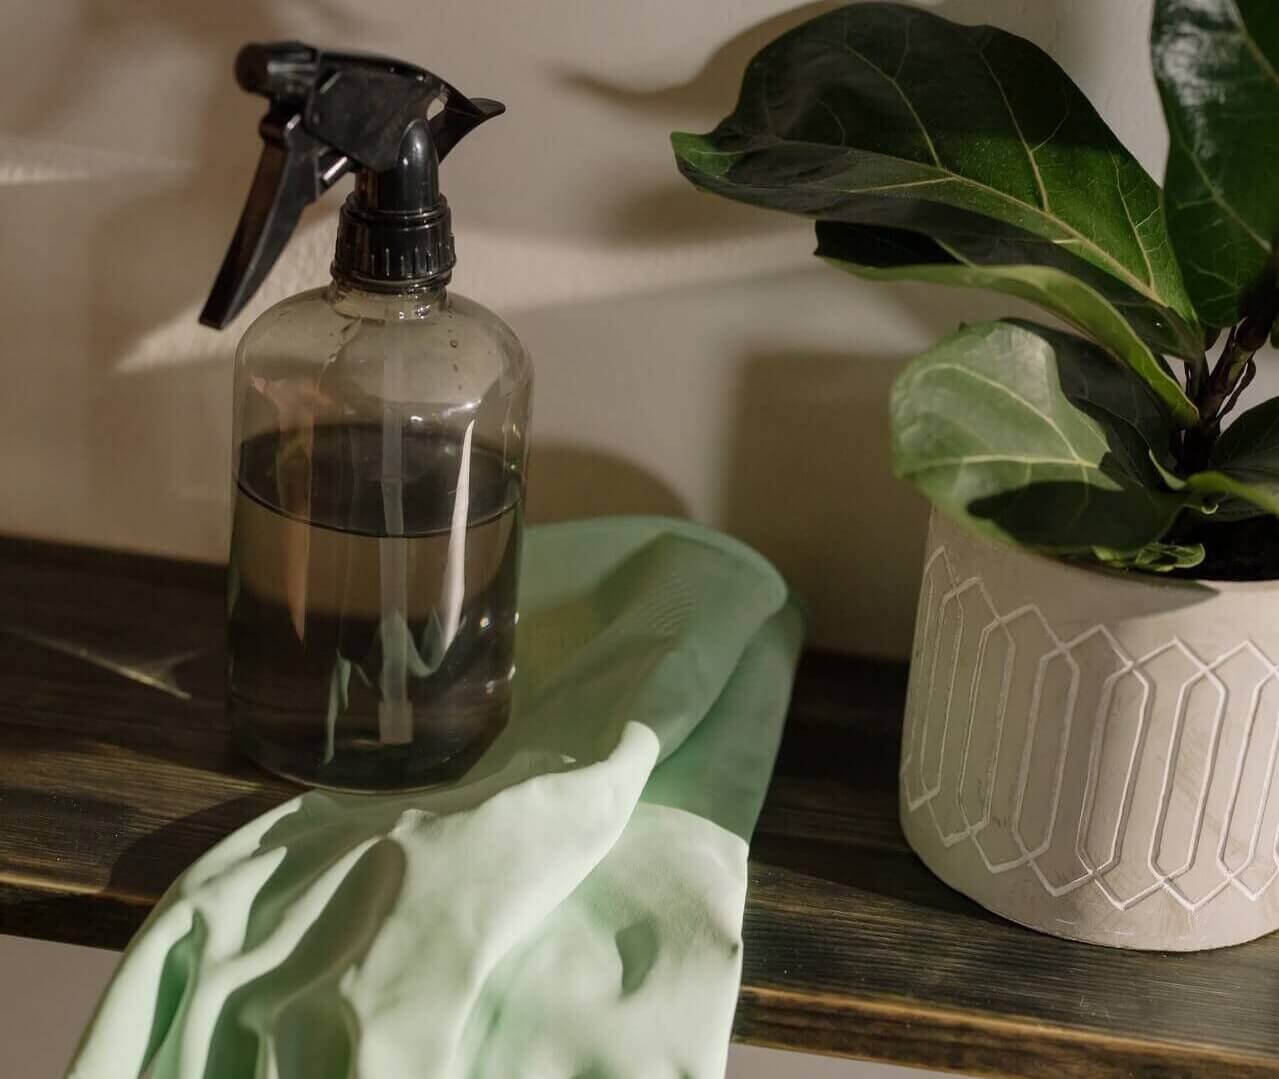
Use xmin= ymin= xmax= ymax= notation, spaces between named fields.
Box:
xmin=202 ymin=43 xmax=531 ymax=791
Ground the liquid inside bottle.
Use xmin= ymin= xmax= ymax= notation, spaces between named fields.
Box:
xmin=228 ymin=421 xmax=522 ymax=790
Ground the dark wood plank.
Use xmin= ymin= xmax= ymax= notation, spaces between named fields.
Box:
xmin=0 ymin=534 xmax=296 ymax=943
xmin=1 ymin=535 xmax=1278 ymax=1076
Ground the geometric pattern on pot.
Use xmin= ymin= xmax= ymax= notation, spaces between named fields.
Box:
xmin=901 ymin=545 xmax=1279 ymax=913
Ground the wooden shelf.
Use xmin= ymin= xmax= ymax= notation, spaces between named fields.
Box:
xmin=2 ymin=536 xmax=1277 ymax=1077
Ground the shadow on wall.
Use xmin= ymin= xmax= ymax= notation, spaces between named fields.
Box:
xmin=722 ymin=349 xmax=930 ymax=658
xmin=508 ymin=256 xmax=1031 ymax=660
xmin=4 ymin=0 xmax=1095 ymax=650
xmin=549 ymin=0 xmax=1088 ymax=655
xmin=559 ymin=0 xmax=1085 ymax=118
xmin=557 ymin=0 xmax=841 ymax=118
xmin=1 ymin=0 xmax=369 ymax=555
xmin=926 ymin=0 xmax=1091 ymax=62
xmin=557 ymin=0 xmax=1086 ymax=248
xmin=13 ymin=0 xmax=365 ymax=361
xmin=526 ymin=443 xmax=688 ymax=525
xmin=87 ymin=2 xmax=356 ymax=556
xmin=554 ymin=0 xmax=842 ymax=247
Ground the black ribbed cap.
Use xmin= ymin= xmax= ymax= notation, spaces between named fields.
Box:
xmin=333 ymin=119 xmax=456 ymax=289
xmin=334 ymin=193 xmax=456 ymax=289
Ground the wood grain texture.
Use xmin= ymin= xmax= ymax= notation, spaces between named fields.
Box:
xmin=1 ymin=536 xmax=1277 ymax=1076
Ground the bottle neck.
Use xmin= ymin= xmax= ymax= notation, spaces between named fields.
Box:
xmin=331 ymin=150 xmax=455 ymax=293
xmin=326 ymin=278 xmax=448 ymax=322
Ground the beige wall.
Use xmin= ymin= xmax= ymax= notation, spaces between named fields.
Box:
xmin=1 ymin=0 xmax=1215 ymax=658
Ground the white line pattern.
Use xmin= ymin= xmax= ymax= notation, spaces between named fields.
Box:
xmin=901 ymin=544 xmax=1279 ymax=915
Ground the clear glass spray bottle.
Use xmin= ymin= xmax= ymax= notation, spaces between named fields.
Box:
xmin=201 ymin=43 xmax=531 ymax=790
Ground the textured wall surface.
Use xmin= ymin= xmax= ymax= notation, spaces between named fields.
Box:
xmin=0 ymin=0 xmax=1215 ymax=657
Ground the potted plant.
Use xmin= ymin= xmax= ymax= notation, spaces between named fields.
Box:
xmin=673 ymin=0 xmax=1279 ymax=950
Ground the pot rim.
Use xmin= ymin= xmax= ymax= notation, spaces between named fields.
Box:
xmin=934 ymin=510 xmax=1279 ymax=597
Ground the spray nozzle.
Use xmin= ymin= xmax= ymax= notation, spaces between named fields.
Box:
xmin=200 ymin=42 xmax=504 ymax=329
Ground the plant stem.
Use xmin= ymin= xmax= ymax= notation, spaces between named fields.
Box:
xmin=1185 ymin=353 xmax=1207 ymax=400
xmin=1180 ymin=290 xmax=1279 ymax=473
xmin=1200 ymin=327 xmax=1245 ymax=419
xmin=1221 ymin=358 xmax=1257 ymax=419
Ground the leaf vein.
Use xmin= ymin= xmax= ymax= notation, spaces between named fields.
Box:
xmin=815 ymin=99 xmax=848 ymax=145
xmin=694 ymin=135 xmax=1171 ymax=306
xmin=822 ymin=37 xmax=942 ymax=167
xmin=895 ymin=11 xmax=913 ymax=79
xmin=977 ymin=44 xmax=1049 ymax=211
xmin=1030 ymin=106 xmax=1071 ymax=153
xmin=1171 ymin=118 xmax=1270 ymax=251
xmin=921 ymin=361 xmax=1089 ymax=471
xmin=1229 ymin=0 xmax=1279 ymax=92
xmin=910 ymin=454 xmax=1102 ymax=469
xmin=1112 ymin=154 xmax=1156 ymax=290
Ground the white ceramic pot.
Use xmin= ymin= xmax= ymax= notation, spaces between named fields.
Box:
xmin=900 ymin=511 xmax=1279 ymax=950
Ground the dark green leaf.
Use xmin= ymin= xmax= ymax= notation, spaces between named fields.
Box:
xmin=815 ymin=214 xmax=1204 ymax=362
xmin=673 ymin=3 xmax=1199 ymax=330
xmin=817 ymin=221 xmax=1198 ymax=425
xmin=1154 ymin=0 xmax=1279 ymax=327
xmin=892 ymin=320 xmax=1189 ymax=553
xmin=1184 ymin=396 xmax=1279 ymax=515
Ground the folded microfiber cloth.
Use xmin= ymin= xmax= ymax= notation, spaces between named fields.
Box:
xmin=68 ymin=517 xmax=803 ymax=1079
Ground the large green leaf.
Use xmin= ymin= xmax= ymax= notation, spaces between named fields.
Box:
xmin=1184 ymin=397 xmax=1279 ymax=516
xmin=839 ymin=208 xmax=1207 ymax=360
xmin=673 ymin=3 xmax=1199 ymax=329
xmin=1154 ymin=0 xmax=1279 ymax=327
xmin=892 ymin=320 xmax=1190 ymax=553
xmin=814 ymin=214 xmax=1204 ymax=362
xmin=816 ymin=221 xmax=1198 ymax=425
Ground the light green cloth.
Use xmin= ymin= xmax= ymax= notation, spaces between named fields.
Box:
xmin=69 ymin=517 xmax=802 ymax=1079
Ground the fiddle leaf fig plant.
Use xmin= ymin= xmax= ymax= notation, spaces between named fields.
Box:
xmin=673 ymin=0 xmax=1279 ymax=574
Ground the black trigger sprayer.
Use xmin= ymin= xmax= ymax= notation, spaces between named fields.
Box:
xmin=201 ymin=41 xmax=504 ymax=327
xmin=204 ymin=42 xmax=532 ymax=792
